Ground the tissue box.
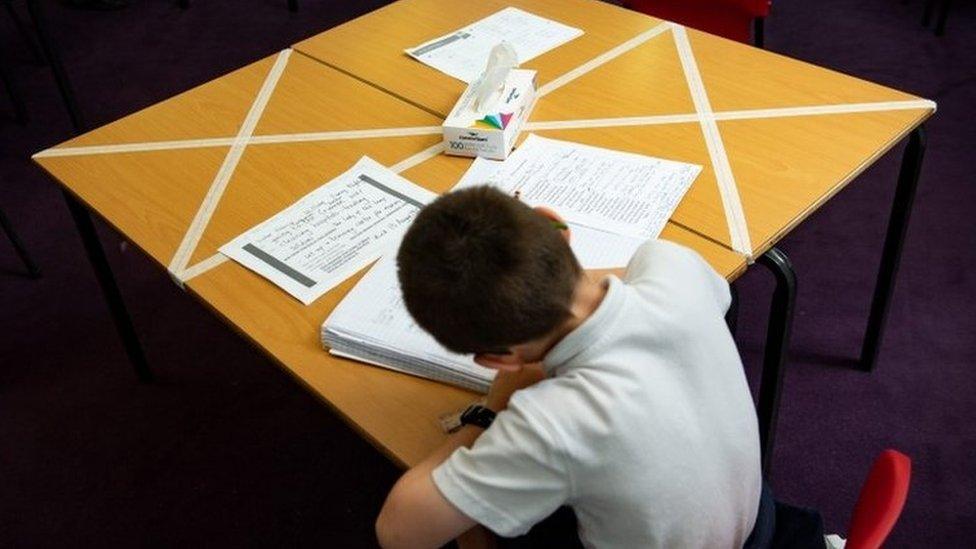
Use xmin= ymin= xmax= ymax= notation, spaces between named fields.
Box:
xmin=443 ymin=69 xmax=537 ymax=160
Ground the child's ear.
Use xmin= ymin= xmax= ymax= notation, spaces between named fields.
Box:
xmin=474 ymin=353 xmax=522 ymax=372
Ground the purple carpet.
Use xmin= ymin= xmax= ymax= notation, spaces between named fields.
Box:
xmin=1 ymin=0 xmax=973 ymax=546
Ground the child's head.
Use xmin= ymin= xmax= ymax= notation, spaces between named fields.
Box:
xmin=397 ymin=186 xmax=581 ymax=365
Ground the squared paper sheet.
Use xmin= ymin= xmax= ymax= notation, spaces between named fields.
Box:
xmin=221 ymin=156 xmax=436 ymax=305
xmin=406 ymin=7 xmax=583 ymax=82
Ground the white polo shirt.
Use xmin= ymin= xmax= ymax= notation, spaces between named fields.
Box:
xmin=432 ymin=239 xmax=762 ymax=548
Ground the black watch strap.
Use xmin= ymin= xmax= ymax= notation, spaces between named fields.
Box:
xmin=460 ymin=405 xmax=496 ymax=429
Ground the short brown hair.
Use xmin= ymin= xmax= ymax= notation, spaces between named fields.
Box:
xmin=397 ymin=186 xmax=581 ymax=354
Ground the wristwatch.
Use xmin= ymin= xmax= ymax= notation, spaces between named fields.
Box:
xmin=459 ymin=405 xmax=496 ymax=429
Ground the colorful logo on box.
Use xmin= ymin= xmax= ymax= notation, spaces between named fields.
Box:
xmin=473 ymin=112 xmax=514 ymax=130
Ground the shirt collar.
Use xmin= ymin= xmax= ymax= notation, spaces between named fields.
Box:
xmin=543 ymin=276 xmax=625 ymax=374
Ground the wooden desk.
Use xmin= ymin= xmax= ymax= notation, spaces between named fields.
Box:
xmin=290 ymin=0 xmax=934 ymax=472
xmin=295 ymin=2 xmax=933 ymax=257
xmin=34 ymin=51 xmax=745 ymax=468
xmin=293 ymin=0 xmax=665 ymax=118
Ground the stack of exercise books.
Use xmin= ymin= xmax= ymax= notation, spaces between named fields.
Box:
xmin=322 ymin=254 xmax=495 ymax=392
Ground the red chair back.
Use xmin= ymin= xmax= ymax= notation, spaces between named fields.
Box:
xmin=624 ymin=0 xmax=771 ymax=44
xmin=846 ymin=449 xmax=912 ymax=549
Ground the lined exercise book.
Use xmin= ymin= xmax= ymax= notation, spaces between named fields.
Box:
xmin=323 ymin=254 xmax=495 ymax=392
xmin=321 ymin=137 xmax=700 ymax=392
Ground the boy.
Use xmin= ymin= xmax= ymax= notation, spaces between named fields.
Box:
xmin=376 ymin=186 xmax=761 ymax=548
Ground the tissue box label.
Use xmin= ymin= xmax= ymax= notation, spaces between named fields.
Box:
xmin=443 ymin=70 xmax=537 ymax=160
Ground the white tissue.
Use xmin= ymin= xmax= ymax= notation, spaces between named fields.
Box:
xmin=472 ymin=41 xmax=518 ymax=113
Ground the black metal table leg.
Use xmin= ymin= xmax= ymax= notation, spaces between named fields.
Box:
xmin=0 ymin=53 xmax=28 ymax=124
xmin=756 ymin=247 xmax=796 ymax=477
xmin=0 ymin=203 xmax=41 ymax=278
xmin=287 ymin=0 xmax=298 ymax=12
xmin=25 ymin=0 xmax=86 ymax=133
xmin=178 ymin=0 xmax=188 ymax=9
xmin=860 ymin=126 xmax=926 ymax=372
xmin=753 ymin=17 xmax=765 ymax=49
xmin=725 ymin=282 xmax=739 ymax=338
xmin=25 ymin=0 xmax=152 ymax=381
xmin=62 ymin=192 xmax=153 ymax=383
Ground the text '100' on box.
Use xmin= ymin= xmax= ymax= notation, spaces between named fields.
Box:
xmin=442 ymin=69 xmax=537 ymax=161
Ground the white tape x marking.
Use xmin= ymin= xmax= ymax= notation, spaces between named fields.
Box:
xmin=36 ymin=26 xmax=936 ymax=281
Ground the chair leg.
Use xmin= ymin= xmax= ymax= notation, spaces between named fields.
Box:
xmin=24 ymin=0 xmax=86 ymax=133
xmin=0 ymin=203 xmax=42 ymax=278
xmin=287 ymin=0 xmax=297 ymax=12
xmin=860 ymin=127 xmax=925 ymax=372
xmin=934 ymin=0 xmax=951 ymax=36
xmin=753 ymin=17 xmax=765 ymax=49
xmin=756 ymin=247 xmax=796 ymax=478
xmin=3 ymin=0 xmax=46 ymax=65
xmin=922 ymin=0 xmax=935 ymax=26
xmin=0 ymin=53 xmax=28 ymax=124
xmin=178 ymin=0 xmax=188 ymax=9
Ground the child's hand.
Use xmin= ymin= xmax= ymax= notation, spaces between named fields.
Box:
xmin=486 ymin=363 xmax=546 ymax=412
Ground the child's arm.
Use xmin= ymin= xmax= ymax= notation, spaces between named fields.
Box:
xmin=375 ymin=426 xmax=483 ymax=548
xmin=376 ymin=366 xmax=545 ymax=548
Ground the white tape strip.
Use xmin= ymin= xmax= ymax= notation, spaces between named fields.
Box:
xmin=389 ymin=142 xmax=445 ymax=173
xmin=33 ymin=126 xmax=443 ymax=158
xmin=714 ymin=99 xmax=937 ymax=121
xmin=33 ymin=137 xmax=237 ymax=158
xmin=525 ymin=113 xmax=701 ymax=131
xmin=168 ymin=49 xmax=292 ymax=278
xmin=181 ymin=253 xmax=229 ymax=282
xmin=672 ymin=25 xmax=753 ymax=258
xmin=250 ymin=126 xmax=442 ymax=145
xmin=536 ymin=21 xmax=671 ymax=98
xmin=34 ymin=101 xmax=933 ymax=159
xmin=524 ymin=100 xmax=937 ymax=132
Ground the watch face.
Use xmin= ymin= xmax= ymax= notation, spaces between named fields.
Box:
xmin=461 ymin=405 xmax=494 ymax=428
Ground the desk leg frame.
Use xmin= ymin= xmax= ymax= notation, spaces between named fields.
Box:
xmin=0 ymin=204 xmax=41 ymax=278
xmin=860 ymin=126 xmax=926 ymax=372
xmin=63 ymin=192 xmax=153 ymax=383
xmin=25 ymin=0 xmax=86 ymax=133
xmin=757 ymin=247 xmax=796 ymax=477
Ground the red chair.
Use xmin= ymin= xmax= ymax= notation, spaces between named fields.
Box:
xmin=846 ymin=449 xmax=912 ymax=549
xmin=623 ymin=0 xmax=772 ymax=46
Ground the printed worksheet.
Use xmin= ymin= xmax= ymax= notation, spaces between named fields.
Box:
xmin=491 ymin=135 xmax=702 ymax=240
xmin=454 ymin=138 xmax=701 ymax=268
xmin=406 ymin=7 xmax=583 ymax=82
xmin=220 ymin=156 xmax=436 ymax=305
